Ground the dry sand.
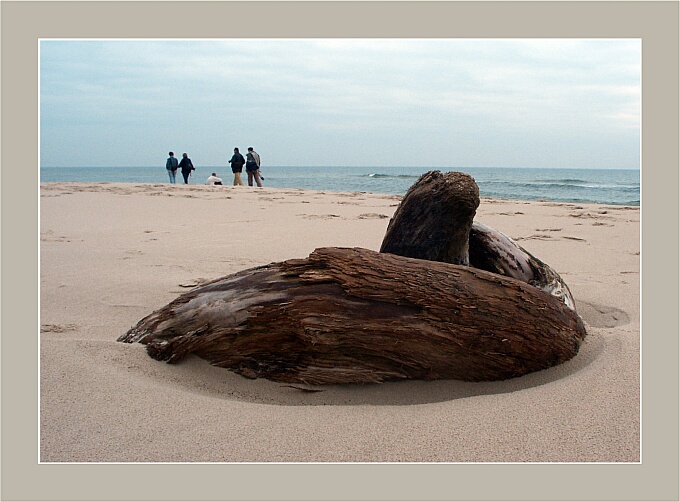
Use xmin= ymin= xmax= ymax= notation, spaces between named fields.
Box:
xmin=39 ymin=182 xmax=640 ymax=463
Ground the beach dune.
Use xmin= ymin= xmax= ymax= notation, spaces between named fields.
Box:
xmin=39 ymin=182 xmax=640 ymax=462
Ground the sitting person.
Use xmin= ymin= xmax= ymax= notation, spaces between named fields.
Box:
xmin=206 ymin=173 xmax=223 ymax=185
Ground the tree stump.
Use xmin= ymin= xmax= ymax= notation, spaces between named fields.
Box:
xmin=120 ymin=247 xmax=587 ymax=384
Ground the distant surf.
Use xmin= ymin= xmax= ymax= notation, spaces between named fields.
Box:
xmin=40 ymin=165 xmax=640 ymax=206
xmin=366 ymin=173 xmax=420 ymax=179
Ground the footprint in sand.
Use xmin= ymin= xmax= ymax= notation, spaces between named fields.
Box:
xmin=357 ymin=213 xmax=390 ymax=220
xmin=42 ymin=323 xmax=79 ymax=333
xmin=299 ymin=214 xmax=342 ymax=220
xmin=515 ymin=234 xmax=555 ymax=241
xmin=516 ymin=233 xmax=586 ymax=242
xmin=601 ymin=206 xmax=638 ymax=212
xmin=178 ymin=278 xmax=212 ymax=288
xmin=570 ymin=211 xmax=615 ymax=222
xmin=577 ymin=302 xmax=630 ymax=328
xmin=120 ymin=250 xmax=145 ymax=260
xmin=40 ymin=235 xmax=82 ymax=243
xmin=541 ymin=202 xmax=582 ymax=209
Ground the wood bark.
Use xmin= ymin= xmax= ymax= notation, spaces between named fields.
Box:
xmin=380 ymin=171 xmax=576 ymax=309
xmin=121 ymin=247 xmax=587 ymax=384
xmin=380 ymin=171 xmax=480 ymax=265
xmin=120 ymin=170 xmax=587 ymax=384
xmin=469 ymin=222 xmax=576 ymax=310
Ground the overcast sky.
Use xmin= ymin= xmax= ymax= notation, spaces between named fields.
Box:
xmin=40 ymin=39 xmax=640 ymax=169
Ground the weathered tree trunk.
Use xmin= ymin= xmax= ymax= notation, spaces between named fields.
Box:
xmin=469 ymin=222 xmax=576 ymax=310
xmin=380 ymin=171 xmax=576 ymax=310
xmin=380 ymin=171 xmax=480 ymax=265
xmin=120 ymin=170 xmax=587 ymax=384
xmin=121 ymin=247 xmax=586 ymax=384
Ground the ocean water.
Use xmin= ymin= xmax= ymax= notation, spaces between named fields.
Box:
xmin=40 ymin=165 xmax=640 ymax=206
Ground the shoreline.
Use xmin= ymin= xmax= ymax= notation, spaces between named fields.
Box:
xmin=39 ymin=182 xmax=640 ymax=462
xmin=39 ymin=180 xmax=641 ymax=207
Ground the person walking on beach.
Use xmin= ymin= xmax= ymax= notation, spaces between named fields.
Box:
xmin=246 ymin=147 xmax=262 ymax=187
xmin=206 ymin=173 xmax=223 ymax=185
xmin=166 ymin=151 xmax=179 ymax=183
xmin=178 ymin=153 xmax=195 ymax=184
xmin=228 ymin=148 xmax=246 ymax=186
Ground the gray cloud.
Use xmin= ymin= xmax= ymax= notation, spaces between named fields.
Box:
xmin=40 ymin=39 xmax=640 ymax=169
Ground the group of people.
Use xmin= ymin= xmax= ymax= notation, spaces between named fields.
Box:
xmin=165 ymin=152 xmax=195 ymax=184
xmin=228 ymin=147 xmax=263 ymax=187
xmin=165 ymin=147 xmax=263 ymax=187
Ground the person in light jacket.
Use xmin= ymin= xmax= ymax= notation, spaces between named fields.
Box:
xmin=245 ymin=147 xmax=262 ymax=187
xmin=206 ymin=173 xmax=223 ymax=185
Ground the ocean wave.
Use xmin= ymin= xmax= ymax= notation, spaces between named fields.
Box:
xmin=481 ymin=190 xmax=640 ymax=206
xmin=536 ymin=178 xmax=589 ymax=184
xmin=481 ymin=180 xmax=639 ymax=190
xmin=40 ymin=165 xmax=640 ymax=206
xmin=366 ymin=173 xmax=420 ymax=179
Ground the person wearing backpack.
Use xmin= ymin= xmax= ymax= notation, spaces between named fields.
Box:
xmin=245 ymin=147 xmax=262 ymax=187
xmin=178 ymin=153 xmax=195 ymax=184
xmin=166 ymin=151 xmax=179 ymax=183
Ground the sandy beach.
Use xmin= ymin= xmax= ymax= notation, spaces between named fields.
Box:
xmin=39 ymin=181 xmax=640 ymax=463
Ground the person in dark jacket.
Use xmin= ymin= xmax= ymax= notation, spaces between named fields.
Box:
xmin=178 ymin=153 xmax=195 ymax=184
xmin=166 ymin=151 xmax=179 ymax=183
xmin=228 ymin=148 xmax=246 ymax=186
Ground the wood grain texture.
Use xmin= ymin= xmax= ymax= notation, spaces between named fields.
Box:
xmin=120 ymin=171 xmax=587 ymax=384
xmin=121 ymin=247 xmax=586 ymax=384
xmin=469 ymin=222 xmax=576 ymax=310
xmin=380 ymin=171 xmax=480 ymax=265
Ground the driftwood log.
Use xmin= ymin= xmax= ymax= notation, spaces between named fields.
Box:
xmin=380 ymin=171 xmax=480 ymax=265
xmin=119 ymin=170 xmax=587 ymax=384
xmin=380 ymin=171 xmax=576 ymax=310
xmin=469 ymin=222 xmax=576 ymax=310
xmin=120 ymin=247 xmax=586 ymax=384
